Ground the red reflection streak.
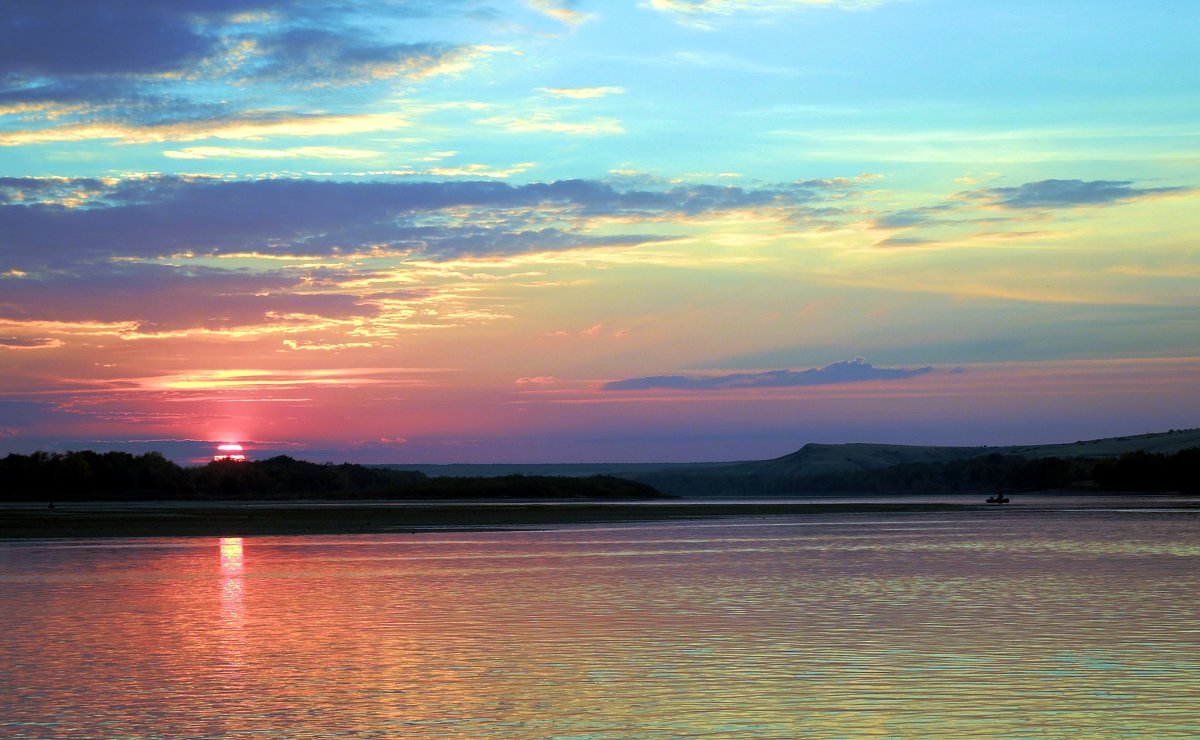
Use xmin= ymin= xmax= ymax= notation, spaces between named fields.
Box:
xmin=220 ymin=538 xmax=245 ymax=632
xmin=220 ymin=537 xmax=244 ymax=575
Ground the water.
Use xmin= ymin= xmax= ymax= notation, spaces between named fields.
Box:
xmin=2 ymin=510 xmax=1199 ymax=737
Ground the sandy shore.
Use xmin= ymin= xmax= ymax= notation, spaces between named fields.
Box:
xmin=0 ymin=500 xmax=983 ymax=538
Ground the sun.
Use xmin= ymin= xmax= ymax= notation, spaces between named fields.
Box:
xmin=213 ymin=443 xmax=247 ymax=462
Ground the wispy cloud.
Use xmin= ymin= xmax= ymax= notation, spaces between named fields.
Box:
xmin=647 ymin=0 xmax=889 ymax=29
xmin=540 ymin=86 xmax=626 ymax=99
xmin=0 ymin=336 xmax=63 ymax=351
xmin=0 ymin=1 xmax=492 ymax=152
xmin=870 ymin=177 xmax=1193 ymax=238
xmin=669 ymin=51 xmax=800 ymax=77
xmin=425 ymin=162 xmax=537 ymax=178
xmin=478 ymin=113 xmax=625 ymax=136
xmin=0 ymin=111 xmax=410 ymax=146
xmin=0 ymin=0 xmax=265 ymax=77
xmin=0 ymin=175 xmax=849 ymax=269
xmin=149 ymin=367 xmax=435 ymax=391
xmin=0 ymin=174 xmax=870 ymax=349
xmin=603 ymin=358 xmax=933 ymax=391
xmin=515 ymin=375 xmax=558 ymax=385
xmin=281 ymin=339 xmax=378 ymax=352
xmin=967 ymin=179 xmax=1189 ymax=209
xmin=528 ymin=1 xmax=592 ymax=27
xmin=0 ymin=265 xmax=379 ymax=333
xmin=163 ymin=146 xmax=381 ymax=160
xmin=243 ymin=31 xmax=475 ymax=86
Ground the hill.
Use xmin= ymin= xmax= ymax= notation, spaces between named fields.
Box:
xmin=733 ymin=442 xmax=985 ymax=478
xmin=625 ymin=428 xmax=1200 ymax=496
xmin=1001 ymin=429 xmax=1200 ymax=459
xmin=384 ymin=429 xmax=1200 ymax=486
xmin=735 ymin=428 xmax=1200 ymax=479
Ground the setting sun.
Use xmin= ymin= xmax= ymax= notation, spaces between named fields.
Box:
xmin=213 ymin=443 xmax=247 ymax=463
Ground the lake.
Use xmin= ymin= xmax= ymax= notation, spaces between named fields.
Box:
xmin=3 ymin=507 xmax=1199 ymax=737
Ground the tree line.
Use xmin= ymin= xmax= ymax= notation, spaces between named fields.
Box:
xmin=0 ymin=451 xmax=665 ymax=501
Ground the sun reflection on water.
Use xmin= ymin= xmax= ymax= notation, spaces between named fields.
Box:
xmin=219 ymin=537 xmax=245 ymax=630
xmin=220 ymin=537 xmax=244 ymax=574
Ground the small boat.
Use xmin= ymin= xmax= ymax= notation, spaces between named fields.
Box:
xmin=986 ymin=494 xmax=1010 ymax=504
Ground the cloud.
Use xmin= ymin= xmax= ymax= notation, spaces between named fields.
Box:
xmin=875 ymin=236 xmax=935 ymax=248
xmin=0 ymin=1 xmax=264 ymax=77
xmin=515 ymin=376 xmax=558 ymax=385
xmin=647 ymin=0 xmax=888 ymax=29
xmin=163 ymin=145 xmax=381 ymax=160
xmin=0 ymin=77 xmax=147 ymax=111
xmin=0 ymin=176 xmax=117 ymax=206
xmin=528 ymin=1 xmax=591 ymax=27
xmin=0 ymin=1 xmax=481 ymax=81
xmin=282 ymin=339 xmax=377 ymax=351
xmin=0 ymin=336 xmax=63 ymax=350
xmin=0 ymin=173 xmax=871 ymax=346
xmin=0 ymin=265 xmax=378 ymax=332
xmin=968 ymin=179 xmax=1189 ymax=209
xmin=0 ymin=1 xmax=486 ymax=147
xmin=478 ymin=113 xmax=625 ymax=136
xmin=0 ymin=175 xmax=850 ymax=269
xmin=603 ymin=358 xmax=933 ymax=391
xmin=425 ymin=162 xmax=537 ymax=178
xmin=869 ymin=177 xmax=1193 ymax=241
xmin=245 ymin=29 xmax=473 ymax=86
xmin=669 ymin=51 xmax=799 ymax=77
xmin=149 ymin=367 xmax=431 ymax=391
xmin=0 ymin=111 xmax=410 ymax=146
xmin=540 ymin=86 xmax=625 ymax=99
xmin=871 ymin=203 xmax=957 ymax=230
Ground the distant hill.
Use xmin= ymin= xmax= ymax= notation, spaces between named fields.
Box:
xmin=720 ymin=428 xmax=1200 ymax=480
xmin=624 ymin=428 xmax=1200 ymax=496
xmin=384 ymin=429 xmax=1200 ymax=492
xmin=1001 ymin=429 xmax=1200 ymax=459
xmin=730 ymin=443 xmax=985 ymax=478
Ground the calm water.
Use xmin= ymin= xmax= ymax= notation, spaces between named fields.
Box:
xmin=3 ymin=510 xmax=1199 ymax=738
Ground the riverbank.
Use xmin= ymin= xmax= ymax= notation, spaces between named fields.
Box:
xmin=0 ymin=500 xmax=981 ymax=538
xmin=4 ymin=495 xmax=1197 ymax=538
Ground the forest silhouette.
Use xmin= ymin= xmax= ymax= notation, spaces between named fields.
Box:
xmin=0 ymin=451 xmax=665 ymax=501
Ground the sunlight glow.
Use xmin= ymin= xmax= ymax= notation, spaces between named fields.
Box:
xmin=214 ymin=443 xmax=247 ymax=462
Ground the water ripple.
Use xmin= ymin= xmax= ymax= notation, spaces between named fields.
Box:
xmin=2 ymin=512 xmax=1198 ymax=737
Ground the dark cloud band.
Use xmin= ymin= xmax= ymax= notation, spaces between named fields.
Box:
xmin=0 ymin=175 xmax=845 ymax=269
xmin=603 ymin=358 xmax=934 ymax=391
xmin=973 ymin=179 xmax=1186 ymax=209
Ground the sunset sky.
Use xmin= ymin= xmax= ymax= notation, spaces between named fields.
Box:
xmin=2 ymin=0 xmax=1197 ymax=463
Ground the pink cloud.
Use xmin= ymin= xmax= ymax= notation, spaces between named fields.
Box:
xmin=516 ymin=376 xmax=558 ymax=385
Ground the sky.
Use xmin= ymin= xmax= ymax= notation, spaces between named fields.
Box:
xmin=1 ymin=0 xmax=1198 ymax=464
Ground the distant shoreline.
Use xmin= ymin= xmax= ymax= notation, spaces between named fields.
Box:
xmin=3 ymin=495 xmax=1197 ymax=539
xmin=0 ymin=500 xmax=973 ymax=538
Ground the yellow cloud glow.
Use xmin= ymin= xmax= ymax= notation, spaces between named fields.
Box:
xmin=163 ymin=146 xmax=381 ymax=160
xmin=478 ymin=113 xmax=624 ymax=136
xmin=426 ymin=162 xmax=536 ymax=178
xmin=0 ymin=112 xmax=410 ymax=146
xmin=540 ymin=86 xmax=626 ymax=99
